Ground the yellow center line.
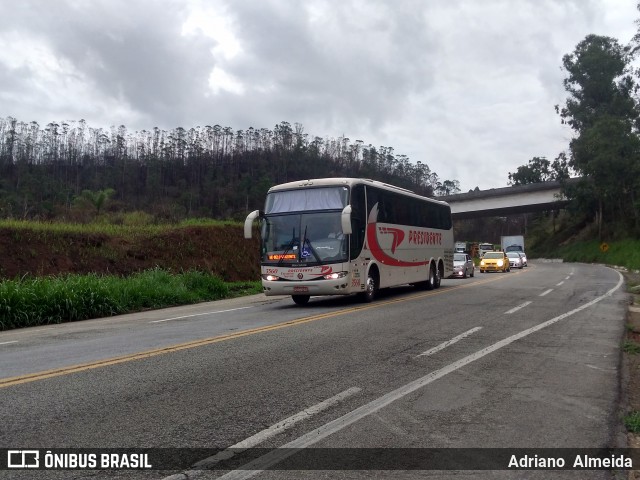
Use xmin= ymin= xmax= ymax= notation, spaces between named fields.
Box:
xmin=0 ymin=268 xmax=525 ymax=388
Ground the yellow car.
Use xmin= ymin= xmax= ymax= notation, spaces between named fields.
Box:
xmin=479 ymin=251 xmax=511 ymax=273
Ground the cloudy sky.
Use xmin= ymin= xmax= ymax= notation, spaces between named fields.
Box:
xmin=0 ymin=0 xmax=637 ymax=192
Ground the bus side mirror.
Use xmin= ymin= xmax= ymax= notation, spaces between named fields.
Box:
xmin=244 ymin=210 xmax=260 ymax=239
xmin=341 ymin=205 xmax=352 ymax=235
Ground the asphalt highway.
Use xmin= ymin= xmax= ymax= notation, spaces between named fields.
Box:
xmin=0 ymin=262 xmax=630 ymax=479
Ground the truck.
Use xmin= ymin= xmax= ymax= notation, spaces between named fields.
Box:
xmin=478 ymin=242 xmax=495 ymax=257
xmin=501 ymin=235 xmax=525 ymax=253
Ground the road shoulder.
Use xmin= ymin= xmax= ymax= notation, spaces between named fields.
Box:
xmin=621 ymin=269 xmax=640 ymax=479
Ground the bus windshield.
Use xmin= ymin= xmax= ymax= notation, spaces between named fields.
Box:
xmin=261 ymin=211 xmax=348 ymax=265
xmin=265 ymin=187 xmax=348 ymax=214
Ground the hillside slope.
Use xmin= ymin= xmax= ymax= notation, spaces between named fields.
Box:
xmin=1 ymin=225 xmax=260 ymax=282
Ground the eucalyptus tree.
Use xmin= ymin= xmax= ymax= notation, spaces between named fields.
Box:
xmin=556 ymin=34 xmax=640 ymax=237
xmin=507 ymin=156 xmax=563 ymax=186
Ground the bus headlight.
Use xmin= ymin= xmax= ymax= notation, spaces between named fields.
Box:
xmin=324 ymin=272 xmax=348 ymax=280
xmin=261 ymin=274 xmax=280 ymax=281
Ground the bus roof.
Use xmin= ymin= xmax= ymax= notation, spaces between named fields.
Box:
xmin=267 ymin=178 xmax=450 ymax=206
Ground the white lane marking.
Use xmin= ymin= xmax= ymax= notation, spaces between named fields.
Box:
xmin=504 ymin=301 xmax=532 ymax=315
xmin=540 ymin=289 xmax=553 ymax=297
xmin=586 ymin=364 xmax=615 ymax=372
xmin=416 ymin=327 xmax=482 ymax=357
xmin=556 ymin=281 xmax=565 ymax=286
xmin=149 ymin=306 xmax=254 ymax=324
xmin=193 ymin=387 xmax=360 ymax=469
xmin=565 ymin=276 xmax=570 ymax=280
xmin=164 ymin=387 xmax=361 ymax=479
xmin=0 ymin=341 xmax=18 ymax=346
xmin=214 ymin=271 xmax=624 ymax=480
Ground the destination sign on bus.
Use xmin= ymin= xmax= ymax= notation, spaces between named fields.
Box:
xmin=268 ymin=253 xmax=297 ymax=260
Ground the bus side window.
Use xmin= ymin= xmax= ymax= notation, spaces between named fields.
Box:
xmin=350 ymin=185 xmax=366 ymax=259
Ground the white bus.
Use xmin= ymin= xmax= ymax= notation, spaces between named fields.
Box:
xmin=244 ymin=178 xmax=453 ymax=305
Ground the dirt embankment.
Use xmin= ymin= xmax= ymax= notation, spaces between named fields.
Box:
xmin=1 ymin=225 xmax=261 ymax=282
xmin=624 ymin=270 xmax=640 ymax=476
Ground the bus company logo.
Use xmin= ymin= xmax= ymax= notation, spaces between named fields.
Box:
xmin=8 ymin=450 xmax=39 ymax=468
xmin=377 ymin=227 xmax=404 ymax=253
xmin=367 ymin=223 xmax=429 ymax=268
xmin=408 ymin=230 xmax=442 ymax=246
xmin=320 ymin=266 xmax=333 ymax=275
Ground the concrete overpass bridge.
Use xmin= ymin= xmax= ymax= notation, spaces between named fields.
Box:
xmin=438 ymin=179 xmax=576 ymax=219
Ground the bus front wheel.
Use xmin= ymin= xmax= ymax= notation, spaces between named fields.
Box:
xmin=360 ymin=272 xmax=378 ymax=303
xmin=292 ymin=295 xmax=310 ymax=306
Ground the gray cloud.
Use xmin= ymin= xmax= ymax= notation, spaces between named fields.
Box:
xmin=0 ymin=0 xmax=217 ymax=127
xmin=0 ymin=0 xmax=636 ymax=190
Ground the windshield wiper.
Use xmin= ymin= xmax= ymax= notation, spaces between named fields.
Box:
xmin=277 ymin=228 xmax=297 ymax=266
xmin=301 ymin=225 xmax=322 ymax=263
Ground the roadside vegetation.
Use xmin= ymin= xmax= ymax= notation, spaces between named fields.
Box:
xmin=624 ymin=339 xmax=640 ymax=355
xmin=0 ymin=217 xmax=240 ymax=236
xmin=533 ymin=237 xmax=640 ymax=271
xmin=624 ymin=412 xmax=640 ymax=434
xmin=0 ymin=219 xmax=262 ymax=331
xmin=0 ymin=220 xmax=259 ymax=281
xmin=0 ymin=268 xmax=261 ymax=331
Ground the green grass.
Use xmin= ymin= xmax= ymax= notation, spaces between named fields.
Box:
xmin=624 ymin=411 xmax=640 ymax=433
xmin=623 ymin=340 xmax=640 ymax=355
xmin=0 ymin=269 xmax=261 ymax=331
xmin=0 ymin=218 xmax=159 ymax=237
xmin=0 ymin=218 xmax=241 ymax=239
xmin=540 ymin=239 xmax=640 ymax=271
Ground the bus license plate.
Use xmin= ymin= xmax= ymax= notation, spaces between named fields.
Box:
xmin=293 ymin=286 xmax=309 ymax=293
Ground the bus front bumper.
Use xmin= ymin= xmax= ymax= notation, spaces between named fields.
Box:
xmin=262 ymin=277 xmax=353 ymax=296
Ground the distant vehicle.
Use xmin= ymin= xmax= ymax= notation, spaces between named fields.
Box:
xmin=478 ymin=242 xmax=494 ymax=257
xmin=454 ymin=241 xmax=466 ymax=253
xmin=451 ymin=253 xmax=474 ymax=278
xmin=480 ymin=251 xmax=510 ymax=273
xmin=244 ymin=177 xmax=453 ymax=305
xmin=501 ymin=235 xmax=524 ymax=253
xmin=506 ymin=251 xmax=524 ymax=269
xmin=519 ymin=251 xmax=528 ymax=267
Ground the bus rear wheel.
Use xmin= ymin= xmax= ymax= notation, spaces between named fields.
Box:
xmin=292 ymin=295 xmax=310 ymax=306
xmin=416 ymin=263 xmax=437 ymax=290
xmin=426 ymin=264 xmax=438 ymax=290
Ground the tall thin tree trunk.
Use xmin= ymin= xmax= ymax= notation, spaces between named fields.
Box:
xmin=598 ymin=198 xmax=603 ymax=241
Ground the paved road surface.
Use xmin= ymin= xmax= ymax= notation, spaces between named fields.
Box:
xmin=0 ymin=262 xmax=630 ymax=479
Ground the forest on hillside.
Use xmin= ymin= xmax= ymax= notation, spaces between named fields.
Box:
xmin=0 ymin=119 xmax=461 ymax=221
